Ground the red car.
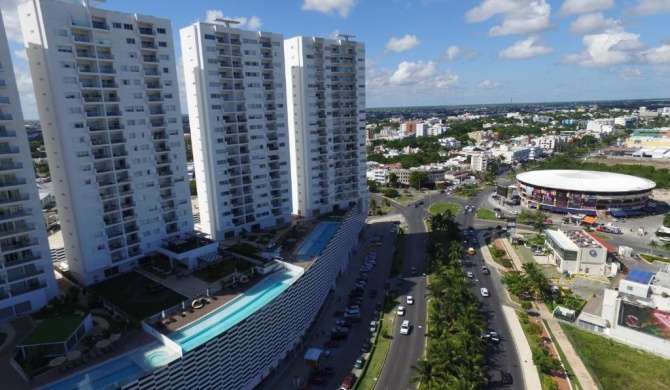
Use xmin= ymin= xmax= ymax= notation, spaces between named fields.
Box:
xmin=341 ymin=373 xmax=356 ymax=389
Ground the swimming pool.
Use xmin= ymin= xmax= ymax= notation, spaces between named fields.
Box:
xmin=168 ymin=267 xmax=302 ymax=352
xmin=294 ymin=222 xmax=341 ymax=257
xmin=43 ymin=356 xmax=143 ymax=390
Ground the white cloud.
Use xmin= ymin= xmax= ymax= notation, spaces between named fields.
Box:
xmin=443 ymin=46 xmax=460 ymax=61
xmin=13 ymin=49 xmax=28 ymax=62
xmin=388 ymin=61 xmax=459 ymax=88
xmin=204 ymin=10 xmax=262 ymax=30
xmin=499 ymin=36 xmax=553 ymax=59
xmin=367 ymin=61 xmax=461 ymax=104
xmin=631 ymin=0 xmax=670 ymax=15
xmin=466 ymin=0 xmax=552 ymax=36
xmin=569 ymin=13 xmax=619 ymax=34
xmin=301 ymin=0 xmax=357 ymax=18
xmin=639 ymin=45 xmax=670 ymax=64
xmin=560 ymin=0 xmax=614 ymax=15
xmin=14 ymin=63 xmax=38 ymax=120
xmin=1 ymin=0 xmax=25 ymax=43
xmin=618 ymin=67 xmax=642 ymax=80
xmin=384 ymin=35 xmax=420 ymax=53
xmin=563 ymin=30 xmax=643 ymax=66
xmin=478 ymin=79 xmax=500 ymax=89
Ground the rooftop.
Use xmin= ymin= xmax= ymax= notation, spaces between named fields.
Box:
xmin=517 ymin=169 xmax=656 ymax=193
xmin=626 ymin=268 xmax=656 ymax=285
xmin=21 ymin=315 xmax=86 ymax=345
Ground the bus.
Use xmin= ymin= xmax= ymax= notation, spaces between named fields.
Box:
xmin=656 ymin=226 xmax=670 ymax=242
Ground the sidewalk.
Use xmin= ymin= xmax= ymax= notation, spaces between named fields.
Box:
xmin=480 ymin=232 xmax=541 ymax=390
xmin=537 ymin=305 xmax=599 ymax=390
xmin=491 ymin=232 xmax=600 ymax=390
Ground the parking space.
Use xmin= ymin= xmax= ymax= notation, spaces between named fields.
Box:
xmin=566 ymin=275 xmax=609 ymax=300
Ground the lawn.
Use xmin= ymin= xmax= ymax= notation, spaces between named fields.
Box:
xmin=191 ymin=258 xmax=255 ymax=283
xmin=475 ymin=208 xmax=499 ymax=222
xmin=543 ymin=319 xmax=582 ymax=390
xmin=428 ymin=202 xmax=461 ymax=215
xmin=639 ymin=253 xmax=670 ymax=263
xmin=90 ymin=272 xmax=188 ymax=321
xmin=356 ymin=295 xmax=397 ymax=390
xmin=562 ymin=325 xmax=670 ymax=390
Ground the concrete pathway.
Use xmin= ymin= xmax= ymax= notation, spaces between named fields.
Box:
xmin=493 ymin=232 xmax=600 ymax=390
xmin=501 ymin=305 xmax=543 ymax=390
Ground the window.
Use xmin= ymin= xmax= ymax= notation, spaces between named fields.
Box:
xmin=63 ymin=77 xmax=77 ymax=84
xmin=57 ymin=45 xmax=72 ymax=53
xmin=129 ymin=65 xmax=140 ymax=72
xmin=133 ymin=92 xmax=143 ymax=99
xmin=158 ymin=41 xmax=167 ymax=48
xmin=126 ymin=38 xmax=136 ymax=44
xmin=204 ymin=34 xmax=215 ymax=40
xmin=112 ymin=22 xmax=122 ymax=29
xmin=55 ymin=29 xmax=67 ymax=37
xmin=156 ymin=28 xmax=166 ymax=34
xmin=159 ymin=54 xmax=170 ymax=60
xmin=242 ymin=38 xmax=258 ymax=44
xmin=123 ymin=23 xmax=134 ymax=30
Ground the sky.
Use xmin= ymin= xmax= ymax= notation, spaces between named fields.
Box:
xmin=2 ymin=0 xmax=670 ymax=119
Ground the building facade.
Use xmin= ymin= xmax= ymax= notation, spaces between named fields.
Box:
xmin=544 ymin=229 xmax=608 ymax=276
xmin=0 ymin=10 xmax=58 ymax=320
xmin=284 ymin=36 xmax=367 ymax=217
xmin=180 ymin=21 xmax=292 ymax=239
xmin=19 ymin=0 xmax=193 ymax=285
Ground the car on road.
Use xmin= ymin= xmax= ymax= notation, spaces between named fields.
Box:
xmin=397 ymin=305 xmax=405 ymax=316
xmin=480 ymin=287 xmax=490 ymax=297
xmin=467 ymin=247 xmax=476 ymax=255
xmin=360 ymin=339 xmax=371 ymax=353
xmin=489 ymin=331 xmax=500 ymax=343
xmin=406 ymin=295 xmax=414 ymax=305
xmin=341 ymin=372 xmax=356 ymax=389
xmin=501 ymin=371 xmax=513 ymax=384
xmin=400 ymin=320 xmax=410 ymax=335
xmin=410 ymin=266 xmax=416 ymax=276
xmin=481 ymin=265 xmax=490 ymax=275
xmin=354 ymin=355 xmax=365 ymax=369
xmin=467 ymin=271 xmax=474 ymax=278
xmin=370 ymin=320 xmax=377 ymax=333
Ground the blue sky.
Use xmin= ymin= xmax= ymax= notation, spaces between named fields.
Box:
xmin=3 ymin=0 xmax=670 ymax=118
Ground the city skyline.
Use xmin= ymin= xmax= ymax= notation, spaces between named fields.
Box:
xmin=2 ymin=0 xmax=670 ymax=118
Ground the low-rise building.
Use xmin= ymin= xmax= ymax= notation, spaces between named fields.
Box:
xmin=544 ymin=229 xmax=609 ymax=276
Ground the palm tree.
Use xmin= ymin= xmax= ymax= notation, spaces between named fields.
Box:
xmin=523 ymin=262 xmax=549 ymax=301
xmin=369 ymin=199 xmax=378 ymax=215
xmin=650 ymin=239 xmax=659 ymax=256
xmin=410 ymin=358 xmax=444 ymax=387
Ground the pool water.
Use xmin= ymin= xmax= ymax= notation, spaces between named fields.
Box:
xmin=168 ymin=267 xmax=302 ymax=352
xmin=294 ymin=222 xmax=341 ymax=257
xmin=43 ymin=357 xmax=142 ymax=390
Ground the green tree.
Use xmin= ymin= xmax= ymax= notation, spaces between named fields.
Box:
xmin=369 ymin=199 xmax=378 ymax=215
xmin=388 ymin=172 xmax=399 ymax=187
xmin=409 ymin=171 xmax=428 ymax=190
xmin=367 ymin=180 xmax=379 ymax=193
xmin=663 ymin=213 xmax=670 ymax=228
xmin=650 ymin=240 xmax=659 ymax=256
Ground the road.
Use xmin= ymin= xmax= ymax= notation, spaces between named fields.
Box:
xmin=373 ymin=188 xmax=524 ymax=389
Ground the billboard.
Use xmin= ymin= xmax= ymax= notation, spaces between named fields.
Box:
xmin=618 ymin=302 xmax=670 ymax=340
xmin=496 ymin=185 xmax=508 ymax=197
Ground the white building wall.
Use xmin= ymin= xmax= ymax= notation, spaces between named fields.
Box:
xmin=0 ymin=10 xmax=58 ymax=320
xmin=19 ymin=0 xmax=193 ymax=285
xmin=181 ymin=22 xmax=291 ymax=240
xmin=120 ymin=203 xmax=367 ymax=390
xmin=285 ymin=36 xmax=367 ymax=217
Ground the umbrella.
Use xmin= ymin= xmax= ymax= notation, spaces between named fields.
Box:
xmin=109 ymin=333 xmax=121 ymax=343
xmin=49 ymin=356 xmax=67 ymax=367
xmin=67 ymin=350 xmax=81 ymax=361
xmin=96 ymin=339 xmax=110 ymax=349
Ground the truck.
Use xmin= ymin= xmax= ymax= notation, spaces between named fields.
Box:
xmin=597 ymin=224 xmax=621 ymax=234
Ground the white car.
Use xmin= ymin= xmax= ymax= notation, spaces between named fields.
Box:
xmin=480 ymin=287 xmax=490 ymax=297
xmin=400 ymin=320 xmax=410 ymax=335
xmin=397 ymin=305 xmax=405 ymax=316
xmin=406 ymin=295 xmax=414 ymax=305
xmin=467 ymin=272 xmax=474 ymax=278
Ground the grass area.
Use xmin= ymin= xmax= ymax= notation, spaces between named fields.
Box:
xmin=516 ymin=311 xmax=557 ymax=390
xmin=356 ymin=296 xmax=397 ymax=390
xmin=22 ymin=315 xmax=86 ymax=344
xmin=390 ymin=234 xmax=406 ymax=277
xmin=90 ymin=272 xmax=187 ymax=321
xmin=562 ymin=324 xmax=670 ymax=390
xmin=594 ymin=233 xmax=611 ymax=240
xmin=191 ymin=258 xmax=255 ymax=283
xmin=475 ymin=208 xmax=499 ymax=221
xmin=542 ymin=319 xmax=582 ymax=390
xmin=639 ymin=253 xmax=670 ymax=263
xmin=515 ymin=245 xmax=537 ymax=264
xmin=428 ymin=202 xmax=461 ymax=215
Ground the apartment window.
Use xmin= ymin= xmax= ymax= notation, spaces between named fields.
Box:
xmin=242 ymin=38 xmax=258 ymax=44
xmin=127 ymin=120 xmax=136 ymax=126
xmin=164 ymin=80 xmax=172 ymax=86
xmin=112 ymin=22 xmax=122 ymax=29
xmin=204 ymin=34 xmax=215 ymax=40
xmin=126 ymin=38 xmax=136 ymax=44
xmin=120 ymin=65 xmax=128 ymax=72
xmin=207 ymin=58 xmax=218 ymax=64
xmin=65 ymin=92 xmax=79 ymax=99
xmin=159 ymin=54 xmax=170 ymax=60
xmin=55 ymin=29 xmax=67 ymax=37
xmin=69 ymin=107 xmax=82 ymax=114
xmin=206 ymin=46 xmax=216 ymax=52
xmin=129 ymin=65 xmax=140 ymax=72
xmin=123 ymin=23 xmax=134 ymax=30
xmin=63 ymin=77 xmax=77 ymax=84
xmin=57 ymin=45 xmax=72 ymax=53
xmin=135 ymin=106 xmax=144 ymax=112
xmin=74 ymin=122 xmax=84 ymax=128
xmin=133 ymin=80 xmax=141 ymax=85
xmin=133 ymin=92 xmax=142 ymax=98
xmin=128 ymin=52 xmax=137 ymax=58
xmin=158 ymin=41 xmax=167 ymax=48
xmin=122 ymin=79 xmax=130 ymax=85
xmin=166 ymin=105 xmax=176 ymax=111
xmin=162 ymin=67 xmax=170 ymax=74
xmin=156 ymin=28 xmax=166 ymax=34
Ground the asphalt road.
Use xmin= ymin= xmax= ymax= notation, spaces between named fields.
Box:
xmin=372 ymin=188 xmax=524 ymax=389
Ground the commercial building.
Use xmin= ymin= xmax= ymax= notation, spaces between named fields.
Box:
xmin=0 ymin=10 xmax=58 ymax=320
xmin=470 ymin=152 xmax=490 ymax=172
xmin=180 ymin=20 xmax=292 ymax=239
xmin=284 ymin=36 xmax=367 ymax=217
xmin=517 ymin=170 xmax=655 ymax=216
xmin=576 ymin=267 xmax=670 ymax=359
xmin=544 ymin=229 xmax=609 ymax=276
xmin=389 ymin=167 xmax=445 ymax=187
xmin=19 ymin=0 xmax=194 ymax=285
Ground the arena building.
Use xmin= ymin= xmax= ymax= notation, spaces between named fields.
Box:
xmin=516 ymin=170 xmax=656 ymax=217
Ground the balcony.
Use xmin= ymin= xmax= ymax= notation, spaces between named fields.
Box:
xmin=92 ymin=21 xmax=110 ymax=30
xmin=0 ymin=129 xmax=16 ymax=138
xmin=144 ymin=69 xmax=161 ymax=76
xmin=139 ymin=27 xmax=155 ymax=36
xmin=101 ymin=82 xmax=118 ymax=89
xmin=141 ymin=42 xmax=157 ymax=50
xmin=1 ymin=239 xmax=38 ymax=252
xmin=0 ymin=113 xmax=13 ymax=121
xmin=0 ymin=224 xmax=34 ymax=238
xmin=0 ymin=178 xmax=27 ymax=188
xmin=12 ymin=282 xmax=47 ymax=297
xmin=0 ymin=162 xmax=23 ymax=172
xmin=4 ymin=254 xmax=41 ymax=268
xmin=0 ymin=146 xmax=19 ymax=155
xmin=142 ymin=56 xmax=159 ymax=63
xmin=145 ymin=82 xmax=162 ymax=89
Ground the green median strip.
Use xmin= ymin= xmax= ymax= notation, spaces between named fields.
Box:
xmin=542 ymin=319 xmax=582 ymax=390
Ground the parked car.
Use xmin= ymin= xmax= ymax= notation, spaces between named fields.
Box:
xmin=354 ymin=355 xmax=365 ymax=369
xmin=501 ymin=371 xmax=513 ymax=384
xmin=341 ymin=373 xmax=356 ymax=389
xmin=360 ymin=339 xmax=371 ymax=353
xmin=410 ymin=266 xmax=416 ymax=276
xmin=369 ymin=320 xmax=377 ymax=333
xmin=397 ymin=305 xmax=405 ymax=316
xmin=400 ymin=320 xmax=410 ymax=335
xmin=480 ymin=287 xmax=490 ymax=297
xmin=489 ymin=331 xmax=500 ymax=343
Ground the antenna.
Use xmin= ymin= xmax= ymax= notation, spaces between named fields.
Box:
xmin=214 ymin=18 xmax=241 ymax=28
xmin=337 ymin=33 xmax=356 ymax=42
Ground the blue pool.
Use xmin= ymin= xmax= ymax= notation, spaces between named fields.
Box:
xmin=168 ymin=267 xmax=302 ymax=352
xmin=43 ymin=357 xmax=142 ymax=390
xmin=294 ymin=222 xmax=341 ymax=257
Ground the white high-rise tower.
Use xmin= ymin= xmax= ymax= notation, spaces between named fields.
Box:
xmin=0 ymin=9 xmax=58 ymax=320
xmin=284 ymin=36 xmax=367 ymax=217
xmin=181 ymin=20 xmax=292 ymax=239
xmin=19 ymin=0 xmax=193 ymax=285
